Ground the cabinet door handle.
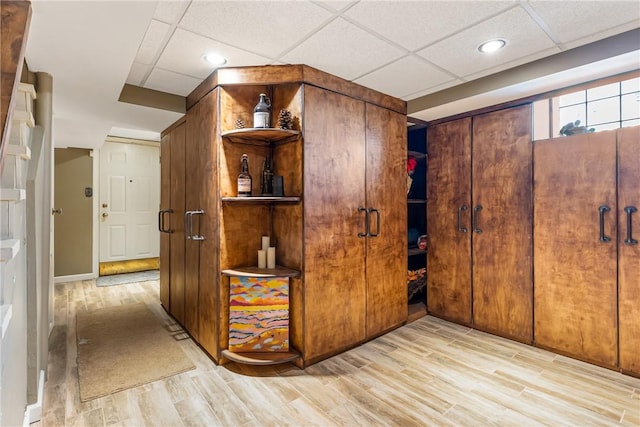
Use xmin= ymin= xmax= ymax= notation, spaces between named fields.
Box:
xmin=358 ymin=207 xmax=368 ymax=238
xmin=599 ymin=205 xmax=611 ymax=243
xmin=158 ymin=210 xmax=173 ymax=233
xmin=457 ymin=205 xmax=468 ymax=233
xmin=624 ymin=206 xmax=638 ymax=245
xmin=190 ymin=209 xmax=205 ymax=241
xmin=184 ymin=211 xmax=192 ymax=239
xmin=368 ymin=208 xmax=381 ymax=237
xmin=473 ymin=205 xmax=483 ymax=234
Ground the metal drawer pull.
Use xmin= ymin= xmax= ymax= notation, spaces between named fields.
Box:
xmin=368 ymin=208 xmax=380 ymax=237
xmin=189 ymin=210 xmax=205 ymax=241
xmin=358 ymin=207 xmax=368 ymax=238
xmin=457 ymin=205 xmax=468 ymax=233
xmin=473 ymin=205 xmax=483 ymax=234
xmin=624 ymin=206 xmax=638 ymax=245
xmin=598 ymin=205 xmax=611 ymax=243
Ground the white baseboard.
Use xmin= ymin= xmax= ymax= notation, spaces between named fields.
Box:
xmin=54 ymin=273 xmax=95 ymax=284
xmin=23 ymin=370 xmax=45 ymax=426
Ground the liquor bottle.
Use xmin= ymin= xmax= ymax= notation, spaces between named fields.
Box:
xmin=261 ymin=155 xmax=274 ymax=196
xmin=253 ymin=93 xmax=271 ymax=128
xmin=237 ymin=154 xmax=252 ymax=197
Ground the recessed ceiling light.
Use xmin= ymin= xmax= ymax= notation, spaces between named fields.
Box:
xmin=478 ymin=39 xmax=506 ymax=54
xmin=203 ymin=53 xmax=227 ymax=66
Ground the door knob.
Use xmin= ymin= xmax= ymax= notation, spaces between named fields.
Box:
xmin=52 ymin=208 xmax=62 ymax=215
xmin=102 ymin=212 xmax=109 ymax=218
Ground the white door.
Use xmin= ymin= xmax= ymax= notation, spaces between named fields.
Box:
xmin=99 ymin=142 xmax=160 ymax=263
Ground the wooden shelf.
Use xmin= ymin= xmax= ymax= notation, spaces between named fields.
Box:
xmin=221 ymin=128 xmax=301 ymax=145
xmin=408 ymin=199 xmax=426 ymax=204
xmin=222 ymin=266 xmax=300 ymax=278
xmin=408 ymin=150 xmax=426 ymax=161
xmin=221 ymin=196 xmax=301 ymax=204
xmin=221 ymin=349 xmax=301 ymax=366
xmin=408 ymin=247 xmax=426 ymax=256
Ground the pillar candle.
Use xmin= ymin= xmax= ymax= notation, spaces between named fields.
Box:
xmin=267 ymin=246 xmax=276 ymax=269
xmin=258 ymin=250 xmax=267 ymax=269
xmin=262 ymin=235 xmax=270 ymax=251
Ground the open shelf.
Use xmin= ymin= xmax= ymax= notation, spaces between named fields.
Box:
xmin=408 ymin=199 xmax=426 ymax=204
xmin=221 ymin=128 xmax=301 ymax=145
xmin=221 ymin=349 xmax=301 ymax=366
xmin=222 ymin=265 xmax=300 ymax=278
xmin=221 ymin=196 xmax=301 ymax=204
xmin=408 ymin=247 xmax=426 ymax=256
xmin=407 ymin=150 xmax=427 ymax=161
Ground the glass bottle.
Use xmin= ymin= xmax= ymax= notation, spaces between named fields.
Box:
xmin=261 ymin=155 xmax=274 ymax=196
xmin=253 ymin=93 xmax=271 ymax=128
xmin=237 ymin=154 xmax=252 ymax=197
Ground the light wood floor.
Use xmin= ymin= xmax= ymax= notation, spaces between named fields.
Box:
xmin=41 ymin=279 xmax=640 ymax=426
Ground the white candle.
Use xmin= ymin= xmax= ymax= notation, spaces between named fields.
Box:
xmin=262 ymin=236 xmax=270 ymax=251
xmin=267 ymin=247 xmax=276 ymax=269
xmin=258 ymin=250 xmax=267 ymax=269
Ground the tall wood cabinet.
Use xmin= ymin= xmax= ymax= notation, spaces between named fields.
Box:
xmin=426 ymin=105 xmax=533 ymax=343
xmin=534 ymin=126 xmax=639 ymax=372
xmin=160 ymin=65 xmax=407 ymax=367
xmin=159 ymin=119 xmax=186 ymax=325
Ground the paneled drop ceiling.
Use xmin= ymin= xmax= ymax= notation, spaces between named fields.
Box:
xmin=24 ymin=1 xmax=640 ymax=149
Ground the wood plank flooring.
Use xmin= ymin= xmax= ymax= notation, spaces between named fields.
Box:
xmin=41 ymin=278 xmax=640 ymax=426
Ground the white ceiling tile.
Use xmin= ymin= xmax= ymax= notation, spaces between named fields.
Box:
xmin=563 ymin=21 xmax=640 ymax=51
xmin=153 ymin=1 xmax=188 ymax=24
xmin=354 ymin=55 xmax=455 ymax=98
xmin=528 ymin=1 xmax=640 ymax=45
xmin=280 ymin=17 xmax=406 ymax=80
xmin=345 ymin=1 xmax=517 ymax=51
xmin=179 ymin=1 xmax=333 ymax=58
xmin=145 ymin=68 xmax=202 ymax=97
xmin=126 ymin=62 xmax=148 ymax=86
xmin=463 ymin=47 xmax=561 ymax=82
xmin=314 ymin=1 xmax=358 ymax=12
xmin=156 ymin=28 xmax=271 ymax=79
xmin=134 ymin=20 xmax=171 ymax=65
xmin=417 ymin=7 xmax=557 ymax=78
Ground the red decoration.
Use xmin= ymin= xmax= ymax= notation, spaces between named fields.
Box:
xmin=407 ymin=156 xmax=417 ymax=175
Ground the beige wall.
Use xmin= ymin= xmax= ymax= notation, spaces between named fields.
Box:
xmin=54 ymin=148 xmax=92 ymax=276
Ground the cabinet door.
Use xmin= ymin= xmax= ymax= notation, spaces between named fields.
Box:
xmin=194 ymin=90 xmax=220 ymax=357
xmin=618 ymin=126 xmax=640 ymax=375
xmin=303 ymin=85 xmax=366 ymax=362
xmin=169 ymin=122 xmax=186 ymax=325
xmin=472 ymin=105 xmax=532 ymax=343
xmin=159 ymin=132 xmax=171 ymax=310
xmin=426 ymin=118 xmax=472 ymax=324
xmin=534 ymin=131 xmax=617 ymax=367
xmin=365 ymin=103 xmax=407 ymax=338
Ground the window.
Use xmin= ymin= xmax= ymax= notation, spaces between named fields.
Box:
xmin=557 ymin=77 xmax=640 ymax=134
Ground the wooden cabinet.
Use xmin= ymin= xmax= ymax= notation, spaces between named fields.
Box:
xmin=426 ymin=105 xmax=533 ymax=343
xmin=302 ymin=87 xmax=407 ymax=363
xmin=534 ymin=127 xmax=639 ymax=372
xmin=159 ymin=119 xmax=186 ymax=325
xmin=426 ymin=118 xmax=472 ymax=325
xmin=472 ymin=106 xmax=533 ymax=343
xmin=160 ymin=65 xmax=407 ymax=367
xmin=618 ymin=126 xmax=640 ymax=376
xmin=364 ymin=103 xmax=407 ymax=338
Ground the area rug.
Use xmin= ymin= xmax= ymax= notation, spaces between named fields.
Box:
xmin=96 ymin=270 xmax=159 ymax=287
xmin=76 ymin=302 xmax=194 ymax=401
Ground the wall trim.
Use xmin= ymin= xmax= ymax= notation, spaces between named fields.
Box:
xmin=54 ymin=273 xmax=95 ymax=284
xmin=22 ymin=370 xmax=44 ymax=426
